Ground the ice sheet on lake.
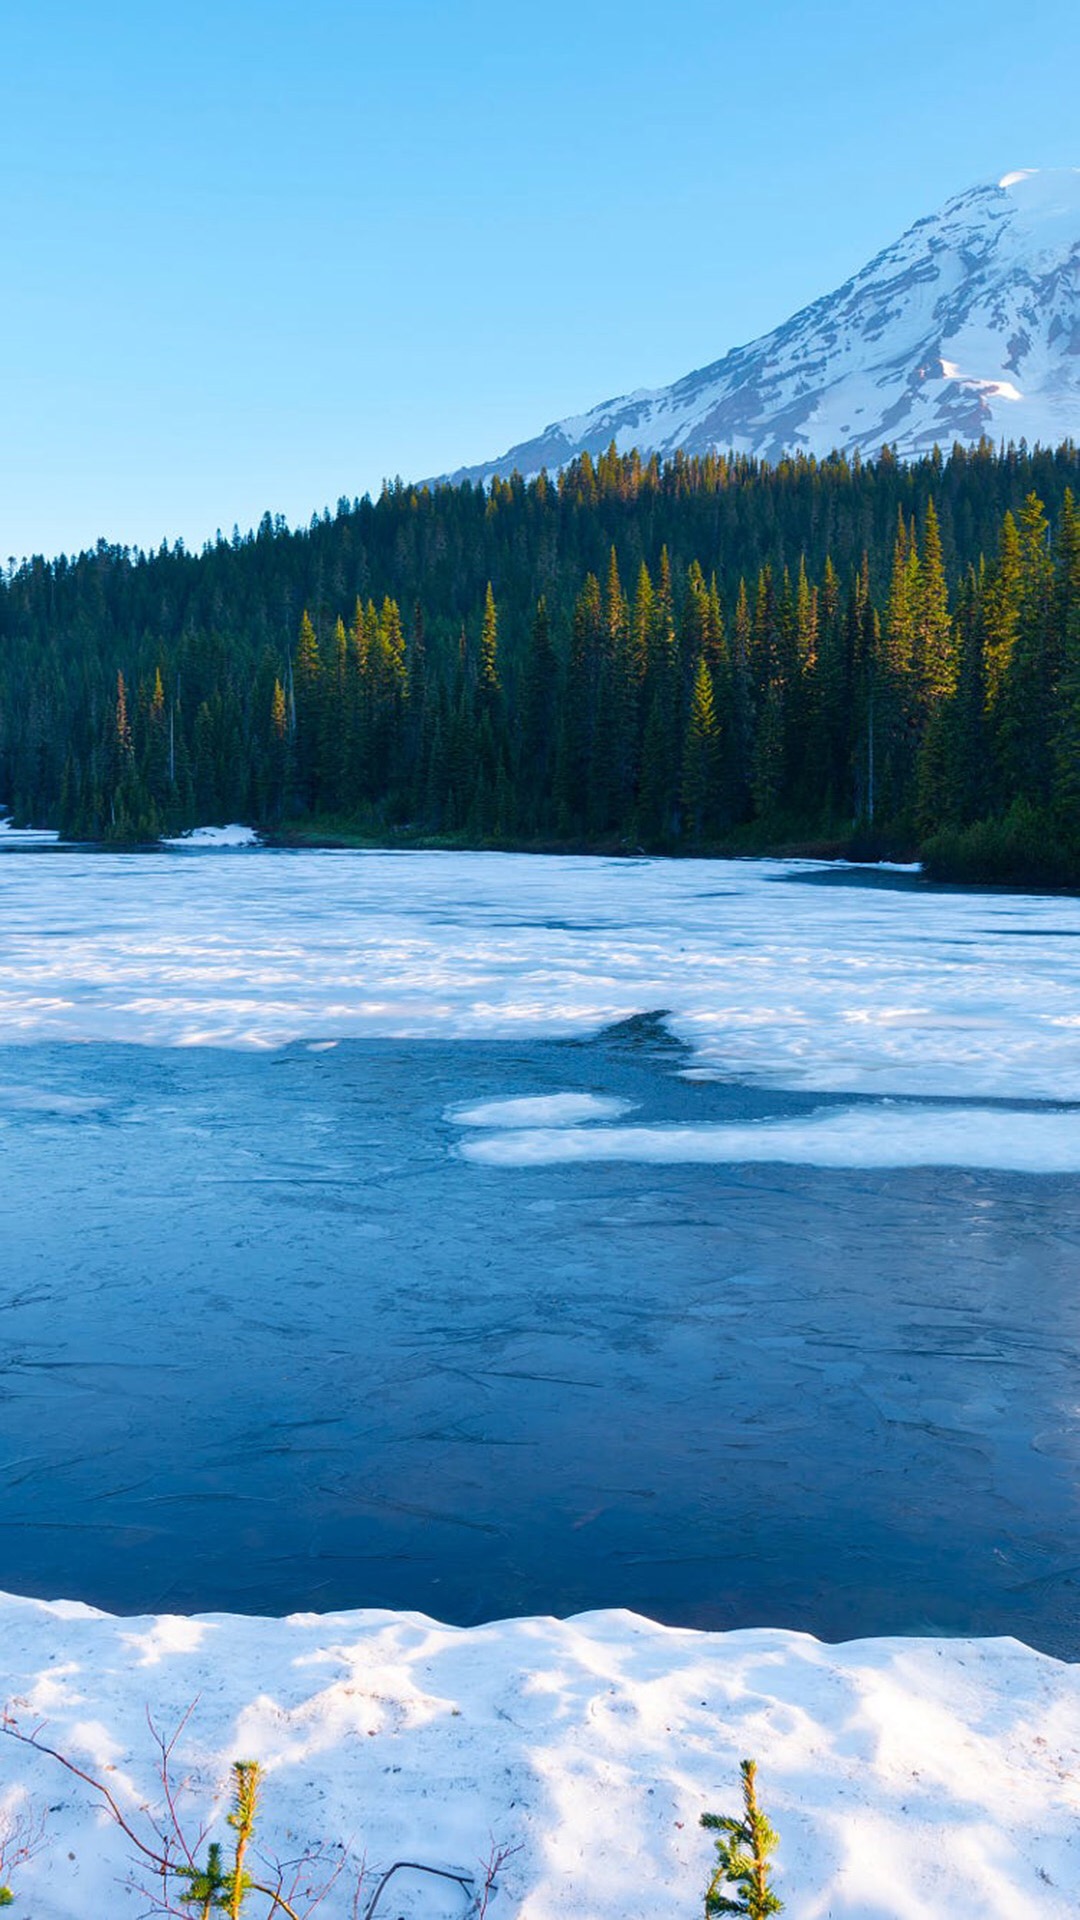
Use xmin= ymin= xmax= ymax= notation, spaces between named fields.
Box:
xmin=457 ymin=1103 xmax=1080 ymax=1173
xmin=1 ymin=849 xmax=1080 ymax=1113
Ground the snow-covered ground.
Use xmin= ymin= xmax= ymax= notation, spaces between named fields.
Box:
xmin=2 ymin=1593 xmax=1078 ymax=1919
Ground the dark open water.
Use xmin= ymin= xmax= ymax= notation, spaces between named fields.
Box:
xmin=1 ymin=1022 xmax=1078 ymax=1654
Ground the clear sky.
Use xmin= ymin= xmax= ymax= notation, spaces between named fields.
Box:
xmin=3 ymin=0 xmax=1079 ymax=561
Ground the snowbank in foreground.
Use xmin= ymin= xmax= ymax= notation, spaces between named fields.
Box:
xmin=1 ymin=1594 xmax=1077 ymax=1917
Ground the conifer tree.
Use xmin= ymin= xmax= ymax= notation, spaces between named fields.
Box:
xmin=293 ymin=611 xmax=322 ymax=806
xmin=478 ymin=582 xmax=500 ymax=696
xmin=268 ymin=678 xmax=289 ymax=818
xmin=701 ymin=1759 xmax=783 ymax=1918
xmin=1050 ymin=490 xmax=1080 ymax=837
xmin=683 ymin=655 xmax=719 ymax=838
xmin=914 ymin=497 xmax=954 ymax=707
xmin=729 ymin=577 xmax=754 ymax=814
xmin=114 ymin=671 xmax=133 ymax=767
xmin=6 ymin=439 xmax=1080 ymax=866
xmin=997 ymin=492 xmax=1056 ymax=807
xmin=919 ymin=565 xmax=988 ymax=832
xmin=637 ymin=554 xmax=679 ymax=840
xmin=556 ymin=573 xmax=601 ymax=832
xmin=520 ymin=596 xmax=558 ymax=830
xmin=630 ymin=561 xmax=655 ymax=686
xmin=590 ymin=547 xmax=635 ymax=831
xmin=984 ymin=510 xmax=1022 ymax=710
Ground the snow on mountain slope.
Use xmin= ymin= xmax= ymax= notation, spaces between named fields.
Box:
xmin=445 ymin=169 xmax=1080 ymax=481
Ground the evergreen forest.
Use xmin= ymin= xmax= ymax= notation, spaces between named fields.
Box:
xmin=3 ymin=437 xmax=1080 ymax=883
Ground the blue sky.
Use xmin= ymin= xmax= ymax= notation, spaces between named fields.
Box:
xmin=3 ymin=0 xmax=1078 ymax=560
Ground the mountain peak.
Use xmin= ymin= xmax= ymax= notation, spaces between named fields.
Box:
xmin=997 ymin=165 xmax=1080 ymax=198
xmin=443 ymin=171 xmax=1080 ymax=485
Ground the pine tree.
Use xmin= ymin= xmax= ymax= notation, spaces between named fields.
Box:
xmin=1050 ymin=490 xmax=1080 ymax=839
xmin=682 ymin=655 xmax=719 ymax=839
xmin=701 ymin=1759 xmax=783 ymax=1918
xmin=589 ymin=547 xmax=635 ymax=832
xmin=914 ymin=497 xmax=954 ymax=707
xmin=630 ymin=561 xmax=655 ymax=686
xmin=983 ymin=510 xmax=1022 ymax=709
xmin=293 ymin=611 xmax=323 ymax=806
xmin=478 ymin=581 xmax=500 ymax=696
xmin=997 ymin=492 xmax=1056 ymax=807
xmin=918 ymin=565 xmax=988 ymax=832
xmin=637 ymin=555 xmax=679 ymax=841
xmin=729 ymin=577 xmax=754 ymax=815
xmin=520 ymin=596 xmax=558 ymax=830
xmin=556 ymin=573 xmax=601 ymax=832
xmin=114 ymin=671 xmax=133 ymax=767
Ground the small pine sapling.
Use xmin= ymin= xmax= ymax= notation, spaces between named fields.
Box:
xmin=149 ymin=1759 xmax=259 ymax=1917
xmin=700 ymin=1758 xmax=783 ymax=1918
xmin=1 ymin=1712 xmax=348 ymax=1918
xmin=178 ymin=1838 xmax=231 ymax=1916
xmin=225 ymin=1761 xmax=258 ymax=1918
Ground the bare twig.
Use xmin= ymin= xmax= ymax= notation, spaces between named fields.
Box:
xmin=2 ymin=1710 xmax=166 ymax=1871
xmin=474 ymin=1838 xmax=523 ymax=1918
xmin=1 ymin=1708 xmax=346 ymax=1920
xmin=0 ymin=1793 xmax=49 ymax=1902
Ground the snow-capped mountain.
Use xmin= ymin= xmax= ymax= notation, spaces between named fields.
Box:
xmin=446 ymin=169 xmax=1080 ymax=481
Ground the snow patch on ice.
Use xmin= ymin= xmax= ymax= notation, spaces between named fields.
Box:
xmin=0 ymin=1591 xmax=1077 ymax=1919
xmin=0 ymin=814 xmax=59 ymax=845
xmin=452 ymin=1092 xmax=634 ymax=1128
xmin=161 ymin=824 xmax=260 ymax=847
xmin=459 ymin=1103 xmax=1080 ymax=1173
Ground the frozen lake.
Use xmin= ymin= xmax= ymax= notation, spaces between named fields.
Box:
xmin=1 ymin=848 xmax=1079 ymax=1653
